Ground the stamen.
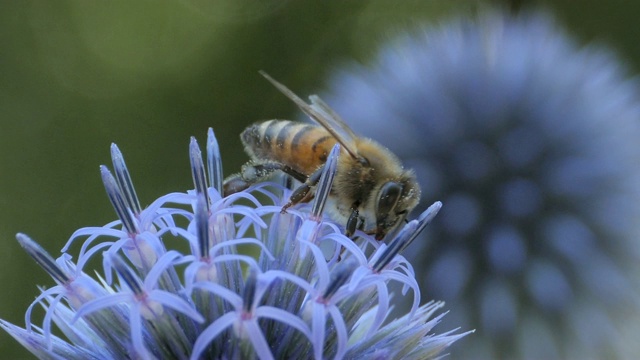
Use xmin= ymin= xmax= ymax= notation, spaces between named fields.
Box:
xmin=242 ymin=269 xmax=258 ymax=314
xmin=206 ymin=128 xmax=223 ymax=193
xmin=110 ymin=255 xmax=144 ymax=296
xmin=194 ymin=194 xmax=211 ymax=260
xmin=189 ymin=137 xmax=209 ymax=210
xmin=370 ymin=202 xmax=442 ymax=272
xmin=371 ymin=221 xmax=418 ymax=273
xmin=321 ymin=260 xmax=356 ymax=301
xmin=16 ymin=233 xmax=70 ymax=285
xmin=401 ymin=201 xmax=442 ymax=253
xmin=311 ymin=144 xmax=340 ymax=219
xmin=110 ymin=144 xmax=142 ymax=215
xmin=100 ymin=166 xmax=138 ymax=234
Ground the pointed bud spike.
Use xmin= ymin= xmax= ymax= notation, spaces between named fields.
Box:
xmin=100 ymin=166 xmax=138 ymax=234
xmin=195 ymin=194 xmax=211 ymax=259
xmin=189 ymin=137 xmax=209 ymax=209
xmin=110 ymin=255 xmax=144 ymax=296
xmin=372 ymin=220 xmax=419 ymax=272
xmin=206 ymin=128 xmax=223 ymax=193
xmin=110 ymin=144 xmax=142 ymax=215
xmin=401 ymin=201 xmax=442 ymax=253
xmin=242 ymin=269 xmax=258 ymax=313
xmin=311 ymin=144 xmax=340 ymax=218
xmin=322 ymin=259 xmax=356 ymax=300
xmin=16 ymin=233 xmax=70 ymax=284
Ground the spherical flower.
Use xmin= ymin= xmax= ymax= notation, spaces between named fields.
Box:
xmin=1 ymin=128 xmax=469 ymax=359
xmin=321 ymin=10 xmax=640 ymax=359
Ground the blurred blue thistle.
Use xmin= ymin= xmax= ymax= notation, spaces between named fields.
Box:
xmin=1 ymin=128 xmax=469 ymax=359
xmin=321 ymin=10 xmax=640 ymax=359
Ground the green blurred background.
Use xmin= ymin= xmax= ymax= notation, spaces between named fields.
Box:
xmin=1 ymin=0 xmax=638 ymax=358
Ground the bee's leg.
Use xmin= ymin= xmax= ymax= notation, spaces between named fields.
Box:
xmin=281 ymin=165 xmax=325 ymax=214
xmin=338 ymin=202 xmax=363 ymax=259
xmin=345 ymin=201 xmax=361 ymax=238
xmin=223 ymin=173 xmax=251 ymax=195
xmin=252 ymin=163 xmax=307 ymax=183
xmin=223 ymin=161 xmax=307 ymax=196
xmin=357 ymin=219 xmax=366 ymax=231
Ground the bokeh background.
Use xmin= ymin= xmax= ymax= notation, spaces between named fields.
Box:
xmin=1 ymin=1 xmax=639 ymax=359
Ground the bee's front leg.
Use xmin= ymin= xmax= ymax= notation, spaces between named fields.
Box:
xmin=345 ymin=201 xmax=362 ymax=238
xmin=223 ymin=161 xmax=307 ymax=196
xmin=222 ymin=174 xmax=251 ymax=196
xmin=281 ymin=164 xmax=325 ymax=214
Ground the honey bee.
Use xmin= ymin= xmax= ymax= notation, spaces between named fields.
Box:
xmin=223 ymin=71 xmax=421 ymax=240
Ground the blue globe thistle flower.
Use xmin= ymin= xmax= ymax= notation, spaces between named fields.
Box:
xmin=1 ymin=128 xmax=469 ymax=359
xmin=321 ymin=11 xmax=640 ymax=359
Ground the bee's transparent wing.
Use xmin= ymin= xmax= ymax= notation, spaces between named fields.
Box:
xmin=308 ymin=94 xmax=358 ymax=141
xmin=260 ymin=71 xmax=360 ymax=159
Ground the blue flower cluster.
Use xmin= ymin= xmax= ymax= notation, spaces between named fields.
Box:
xmin=322 ymin=10 xmax=640 ymax=359
xmin=1 ymin=129 xmax=468 ymax=359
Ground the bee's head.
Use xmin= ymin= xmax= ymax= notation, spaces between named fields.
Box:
xmin=373 ymin=173 xmax=421 ymax=240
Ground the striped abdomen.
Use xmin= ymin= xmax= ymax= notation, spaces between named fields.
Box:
xmin=241 ymin=120 xmax=337 ymax=175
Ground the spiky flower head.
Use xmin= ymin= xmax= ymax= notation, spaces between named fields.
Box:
xmin=320 ymin=10 xmax=640 ymax=359
xmin=1 ymin=128 xmax=469 ymax=359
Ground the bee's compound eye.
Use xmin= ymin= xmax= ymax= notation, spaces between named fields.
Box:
xmin=376 ymin=182 xmax=403 ymax=222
